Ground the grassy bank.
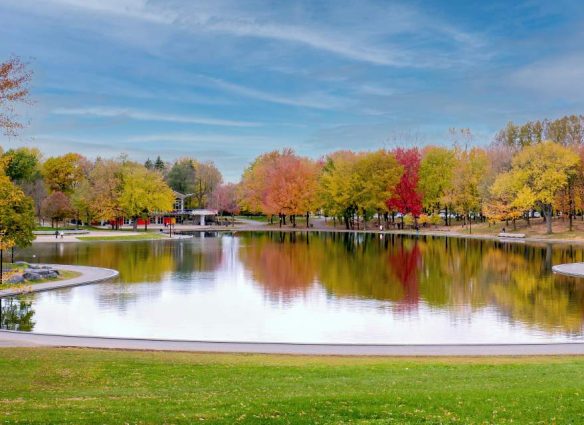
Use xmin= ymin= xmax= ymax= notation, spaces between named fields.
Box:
xmin=0 ymin=267 xmax=81 ymax=289
xmin=0 ymin=348 xmax=583 ymax=423
xmin=76 ymin=233 xmax=168 ymax=241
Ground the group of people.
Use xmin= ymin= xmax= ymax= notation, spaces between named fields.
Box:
xmin=54 ymin=230 xmax=65 ymax=239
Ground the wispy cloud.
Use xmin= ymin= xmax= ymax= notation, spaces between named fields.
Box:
xmin=196 ymin=76 xmax=348 ymax=110
xmin=52 ymin=107 xmax=262 ymax=127
xmin=33 ymin=0 xmax=483 ymax=68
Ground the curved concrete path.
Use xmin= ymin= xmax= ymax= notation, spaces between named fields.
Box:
xmin=0 ymin=264 xmax=119 ymax=297
xmin=552 ymin=262 xmax=584 ymax=278
xmin=1 ymin=331 xmax=584 ymax=355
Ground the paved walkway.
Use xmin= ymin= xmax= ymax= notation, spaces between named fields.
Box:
xmin=1 ymin=331 xmax=584 ymax=355
xmin=552 ymin=262 xmax=584 ymax=278
xmin=0 ymin=264 xmax=119 ymax=297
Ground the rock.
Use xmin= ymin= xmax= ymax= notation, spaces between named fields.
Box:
xmin=5 ymin=274 xmax=25 ymax=284
xmin=14 ymin=261 xmax=29 ymax=267
xmin=23 ymin=272 xmax=42 ymax=281
xmin=45 ymin=271 xmax=58 ymax=279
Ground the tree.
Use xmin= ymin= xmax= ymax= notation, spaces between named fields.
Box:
xmin=154 ymin=156 xmax=165 ymax=172
xmin=87 ymin=159 xmax=124 ymax=227
xmin=0 ymin=57 xmax=32 ymax=136
xmin=119 ymin=164 xmax=175 ymax=231
xmin=1 ymin=147 xmax=40 ymax=183
xmin=209 ymin=183 xmax=240 ymax=224
xmin=42 ymin=153 xmax=88 ymax=193
xmin=166 ymin=158 xmax=196 ymax=195
xmin=144 ymin=158 xmax=154 ymax=170
xmin=320 ymin=150 xmax=401 ymax=229
xmin=0 ymin=174 xmax=35 ymax=276
xmin=502 ymin=141 xmax=579 ymax=234
xmin=41 ymin=191 xmax=73 ymax=228
xmin=193 ymin=161 xmax=222 ymax=209
xmin=419 ymin=146 xmax=456 ymax=224
xmin=387 ymin=148 xmax=422 ymax=225
xmin=451 ymin=147 xmax=489 ymax=232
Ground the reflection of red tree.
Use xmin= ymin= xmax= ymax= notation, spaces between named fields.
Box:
xmin=388 ymin=242 xmax=421 ymax=310
xmin=239 ymin=235 xmax=317 ymax=302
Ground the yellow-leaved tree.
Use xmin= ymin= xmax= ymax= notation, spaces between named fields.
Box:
xmin=497 ymin=141 xmax=580 ymax=234
xmin=119 ymin=164 xmax=175 ymax=231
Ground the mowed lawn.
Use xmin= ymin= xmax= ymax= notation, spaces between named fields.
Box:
xmin=1 ymin=348 xmax=583 ymax=424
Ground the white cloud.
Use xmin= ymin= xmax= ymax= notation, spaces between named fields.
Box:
xmin=509 ymin=54 xmax=584 ymax=98
xmin=198 ymin=76 xmax=347 ymax=110
xmin=52 ymin=107 xmax=262 ymax=127
xmin=22 ymin=0 xmax=483 ymax=68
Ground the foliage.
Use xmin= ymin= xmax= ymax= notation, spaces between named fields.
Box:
xmin=119 ymin=164 xmax=175 ymax=229
xmin=40 ymin=191 xmax=73 ymax=227
xmin=0 ymin=174 xmax=35 ymax=250
xmin=0 ymin=56 xmax=32 ymax=136
xmin=239 ymin=149 xmax=320 ymax=221
xmin=386 ymin=148 xmax=422 ymax=217
xmin=419 ymin=146 xmax=456 ymax=213
xmin=42 ymin=153 xmax=88 ymax=194
xmin=209 ymin=183 xmax=240 ymax=214
xmin=0 ymin=147 xmax=40 ymax=183
xmin=494 ymin=141 xmax=579 ymax=233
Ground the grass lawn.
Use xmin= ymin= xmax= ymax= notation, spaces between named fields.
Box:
xmin=76 ymin=233 xmax=168 ymax=241
xmin=0 ymin=348 xmax=583 ymax=424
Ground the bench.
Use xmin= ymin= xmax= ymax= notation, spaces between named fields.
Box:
xmin=498 ymin=232 xmax=526 ymax=239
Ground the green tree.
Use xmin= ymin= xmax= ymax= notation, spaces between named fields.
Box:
xmin=1 ymin=147 xmax=40 ymax=183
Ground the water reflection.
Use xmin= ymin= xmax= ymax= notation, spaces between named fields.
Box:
xmin=3 ymin=232 xmax=584 ymax=342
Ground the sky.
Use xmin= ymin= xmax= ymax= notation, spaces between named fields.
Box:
xmin=1 ymin=0 xmax=584 ymax=181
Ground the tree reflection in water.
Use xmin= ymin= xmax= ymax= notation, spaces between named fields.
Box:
xmin=238 ymin=232 xmax=584 ymax=334
xmin=0 ymin=297 xmax=35 ymax=331
xmin=12 ymin=232 xmax=584 ymax=336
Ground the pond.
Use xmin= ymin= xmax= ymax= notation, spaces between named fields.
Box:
xmin=2 ymin=231 xmax=584 ymax=344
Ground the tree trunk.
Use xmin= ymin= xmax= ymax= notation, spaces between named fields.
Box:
xmin=132 ymin=217 xmax=138 ymax=231
xmin=544 ymin=204 xmax=553 ymax=234
xmin=306 ymin=211 xmax=310 ymax=228
xmin=444 ymin=206 xmax=449 ymax=226
xmin=0 ymin=249 xmax=3 ymax=285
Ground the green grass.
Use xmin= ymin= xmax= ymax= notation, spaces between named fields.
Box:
xmin=0 ymin=348 xmax=583 ymax=424
xmin=76 ymin=233 xmax=168 ymax=241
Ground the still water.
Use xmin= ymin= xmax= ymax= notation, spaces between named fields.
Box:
xmin=3 ymin=232 xmax=584 ymax=344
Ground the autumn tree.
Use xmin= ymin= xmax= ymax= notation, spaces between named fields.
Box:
xmin=450 ymin=147 xmax=489 ymax=232
xmin=119 ymin=164 xmax=175 ymax=231
xmin=87 ymin=159 xmax=124 ymax=227
xmin=387 ymin=148 xmax=422 ymax=226
xmin=0 ymin=174 xmax=35 ymax=275
xmin=0 ymin=57 xmax=32 ymax=136
xmin=42 ymin=153 xmax=89 ymax=194
xmin=320 ymin=150 xmax=401 ymax=229
xmin=419 ymin=146 xmax=456 ymax=224
xmin=496 ymin=141 xmax=579 ymax=234
xmin=209 ymin=183 xmax=240 ymax=224
xmin=41 ymin=191 xmax=73 ymax=228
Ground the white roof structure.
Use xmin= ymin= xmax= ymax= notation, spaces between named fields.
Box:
xmin=190 ymin=209 xmax=218 ymax=216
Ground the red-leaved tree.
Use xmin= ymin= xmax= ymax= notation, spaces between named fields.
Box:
xmin=386 ymin=148 xmax=423 ymax=222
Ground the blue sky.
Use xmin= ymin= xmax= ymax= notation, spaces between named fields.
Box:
xmin=1 ymin=0 xmax=583 ymax=181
